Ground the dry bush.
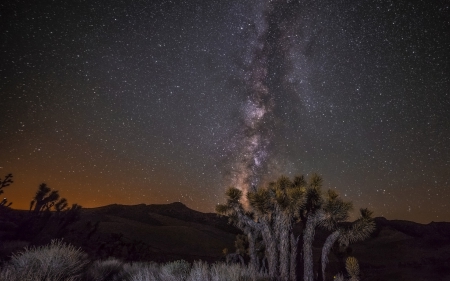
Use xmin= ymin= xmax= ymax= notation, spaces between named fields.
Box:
xmin=84 ymin=258 xmax=128 ymax=281
xmin=159 ymin=260 xmax=191 ymax=281
xmin=210 ymin=262 xmax=269 ymax=281
xmin=0 ymin=241 xmax=271 ymax=281
xmin=186 ymin=260 xmax=210 ymax=281
xmin=126 ymin=262 xmax=161 ymax=281
xmin=0 ymin=239 xmax=88 ymax=281
xmin=125 ymin=260 xmax=269 ymax=281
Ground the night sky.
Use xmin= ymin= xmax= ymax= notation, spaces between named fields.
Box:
xmin=1 ymin=0 xmax=449 ymax=223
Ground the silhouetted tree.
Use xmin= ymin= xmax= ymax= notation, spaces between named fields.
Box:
xmin=31 ymin=183 xmax=60 ymax=213
xmin=0 ymin=173 xmax=13 ymax=195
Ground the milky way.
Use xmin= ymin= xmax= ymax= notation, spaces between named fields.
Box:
xmin=230 ymin=0 xmax=307 ymax=196
xmin=1 ymin=0 xmax=449 ymax=222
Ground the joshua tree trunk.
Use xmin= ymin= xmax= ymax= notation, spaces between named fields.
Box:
xmin=321 ymin=230 xmax=340 ymax=281
xmin=277 ymin=213 xmax=291 ymax=281
xmin=247 ymin=228 xmax=259 ymax=272
xmin=234 ymin=208 xmax=270 ymax=275
xmin=290 ymin=232 xmax=299 ymax=281
xmin=303 ymin=211 xmax=324 ymax=281
xmin=261 ymin=219 xmax=279 ymax=279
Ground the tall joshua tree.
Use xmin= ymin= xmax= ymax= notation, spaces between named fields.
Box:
xmin=260 ymin=176 xmax=306 ymax=281
xmin=300 ymin=173 xmax=338 ymax=281
xmin=246 ymin=176 xmax=307 ymax=280
xmin=301 ymin=174 xmax=368 ymax=281
xmin=32 ymin=183 xmax=60 ymax=213
xmin=216 ymin=188 xmax=264 ymax=274
xmin=217 ymin=175 xmax=308 ymax=281
xmin=320 ymin=208 xmax=375 ymax=281
xmin=217 ymin=173 xmax=374 ymax=281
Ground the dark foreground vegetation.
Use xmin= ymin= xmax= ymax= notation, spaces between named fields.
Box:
xmin=1 ymin=173 xmax=450 ymax=280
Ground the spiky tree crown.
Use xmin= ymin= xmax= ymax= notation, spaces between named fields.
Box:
xmin=246 ymin=175 xmax=307 ymax=218
xmin=293 ymin=175 xmax=306 ymax=188
xmin=359 ymin=208 xmax=373 ymax=219
xmin=321 ymin=190 xmax=353 ymax=231
xmin=35 ymin=183 xmax=51 ymax=199
xmin=34 ymin=183 xmax=60 ymax=206
xmin=303 ymin=173 xmax=324 ymax=215
xmin=215 ymin=204 xmax=230 ymax=215
xmin=273 ymin=176 xmax=292 ymax=210
xmin=339 ymin=208 xmax=376 ymax=247
xmin=226 ymin=187 xmax=242 ymax=203
xmin=247 ymin=187 xmax=272 ymax=215
xmin=309 ymin=173 xmax=323 ymax=189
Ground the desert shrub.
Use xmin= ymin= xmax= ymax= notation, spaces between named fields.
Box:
xmin=186 ymin=260 xmax=210 ymax=281
xmin=126 ymin=262 xmax=161 ymax=281
xmin=0 ymin=248 xmax=273 ymax=281
xmin=124 ymin=260 xmax=268 ymax=281
xmin=0 ymin=239 xmax=88 ymax=281
xmin=210 ymin=262 xmax=269 ymax=281
xmin=159 ymin=260 xmax=191 ymax=281
xmin=84 ymin=258 xmax=128 ymax=281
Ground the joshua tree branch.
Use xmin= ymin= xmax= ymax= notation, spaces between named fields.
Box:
xmin=0 ymin=173 xmax=13 ymax=195
xmin=321 ymin=230 xmax=340 ymax=281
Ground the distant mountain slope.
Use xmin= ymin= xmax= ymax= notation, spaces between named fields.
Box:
xmin=64 ymin=202 xmax=239 ymax=263
xmin=339 ymin=218 xmax=450 ymax=281
xmin=375 ymin=217 xmax=450 ymax=239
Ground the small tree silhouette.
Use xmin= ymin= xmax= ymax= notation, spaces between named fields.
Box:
xmin=31 ymin=183 xmax=60 ymax=213
xmin=0 ymin=173 xmax=13 ymax=195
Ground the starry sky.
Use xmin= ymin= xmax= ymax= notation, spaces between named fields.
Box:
xmin=1 ymin=0 xmax=449 ymax=223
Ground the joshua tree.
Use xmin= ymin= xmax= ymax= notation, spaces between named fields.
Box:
xmin=216 ymin=188 xmax=263 ymax=274
xmin=0 ymin=173 xmax=13 ymax=195
xmin=301 ymin=174 xmax=328 ymax=281
xmin=248 ymin=176 xmax=307 ymax=281
xmin=301 ymin=176 xmax=375 ymax=281
xmin=317 ymin=189 xmax=353 ymax=281
xmin=31 ymin=183 xmax=60 ymax=213
xmin=217 ymin=175 xmax=307 ymax=281
xmin=217 ymin=173 xmax=374 ymax=281
xmin=320 ymin=208 xmax=375 ymax=281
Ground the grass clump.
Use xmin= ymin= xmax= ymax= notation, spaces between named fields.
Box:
xmin=1 ymin=239 xmax=88 ymax=281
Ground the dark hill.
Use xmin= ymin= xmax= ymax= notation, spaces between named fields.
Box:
xmin=85 ymin=202 xmax=239 ymax=234
xmin=375 ymin=217 xmax=450 ymax=240
xmin=63 ymin=202 xmax=239 ymax=263
xmin=340 ymin=217 xmax=450 ymax=281
xmin=2 ymin=203 xmax=450 ymax=280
